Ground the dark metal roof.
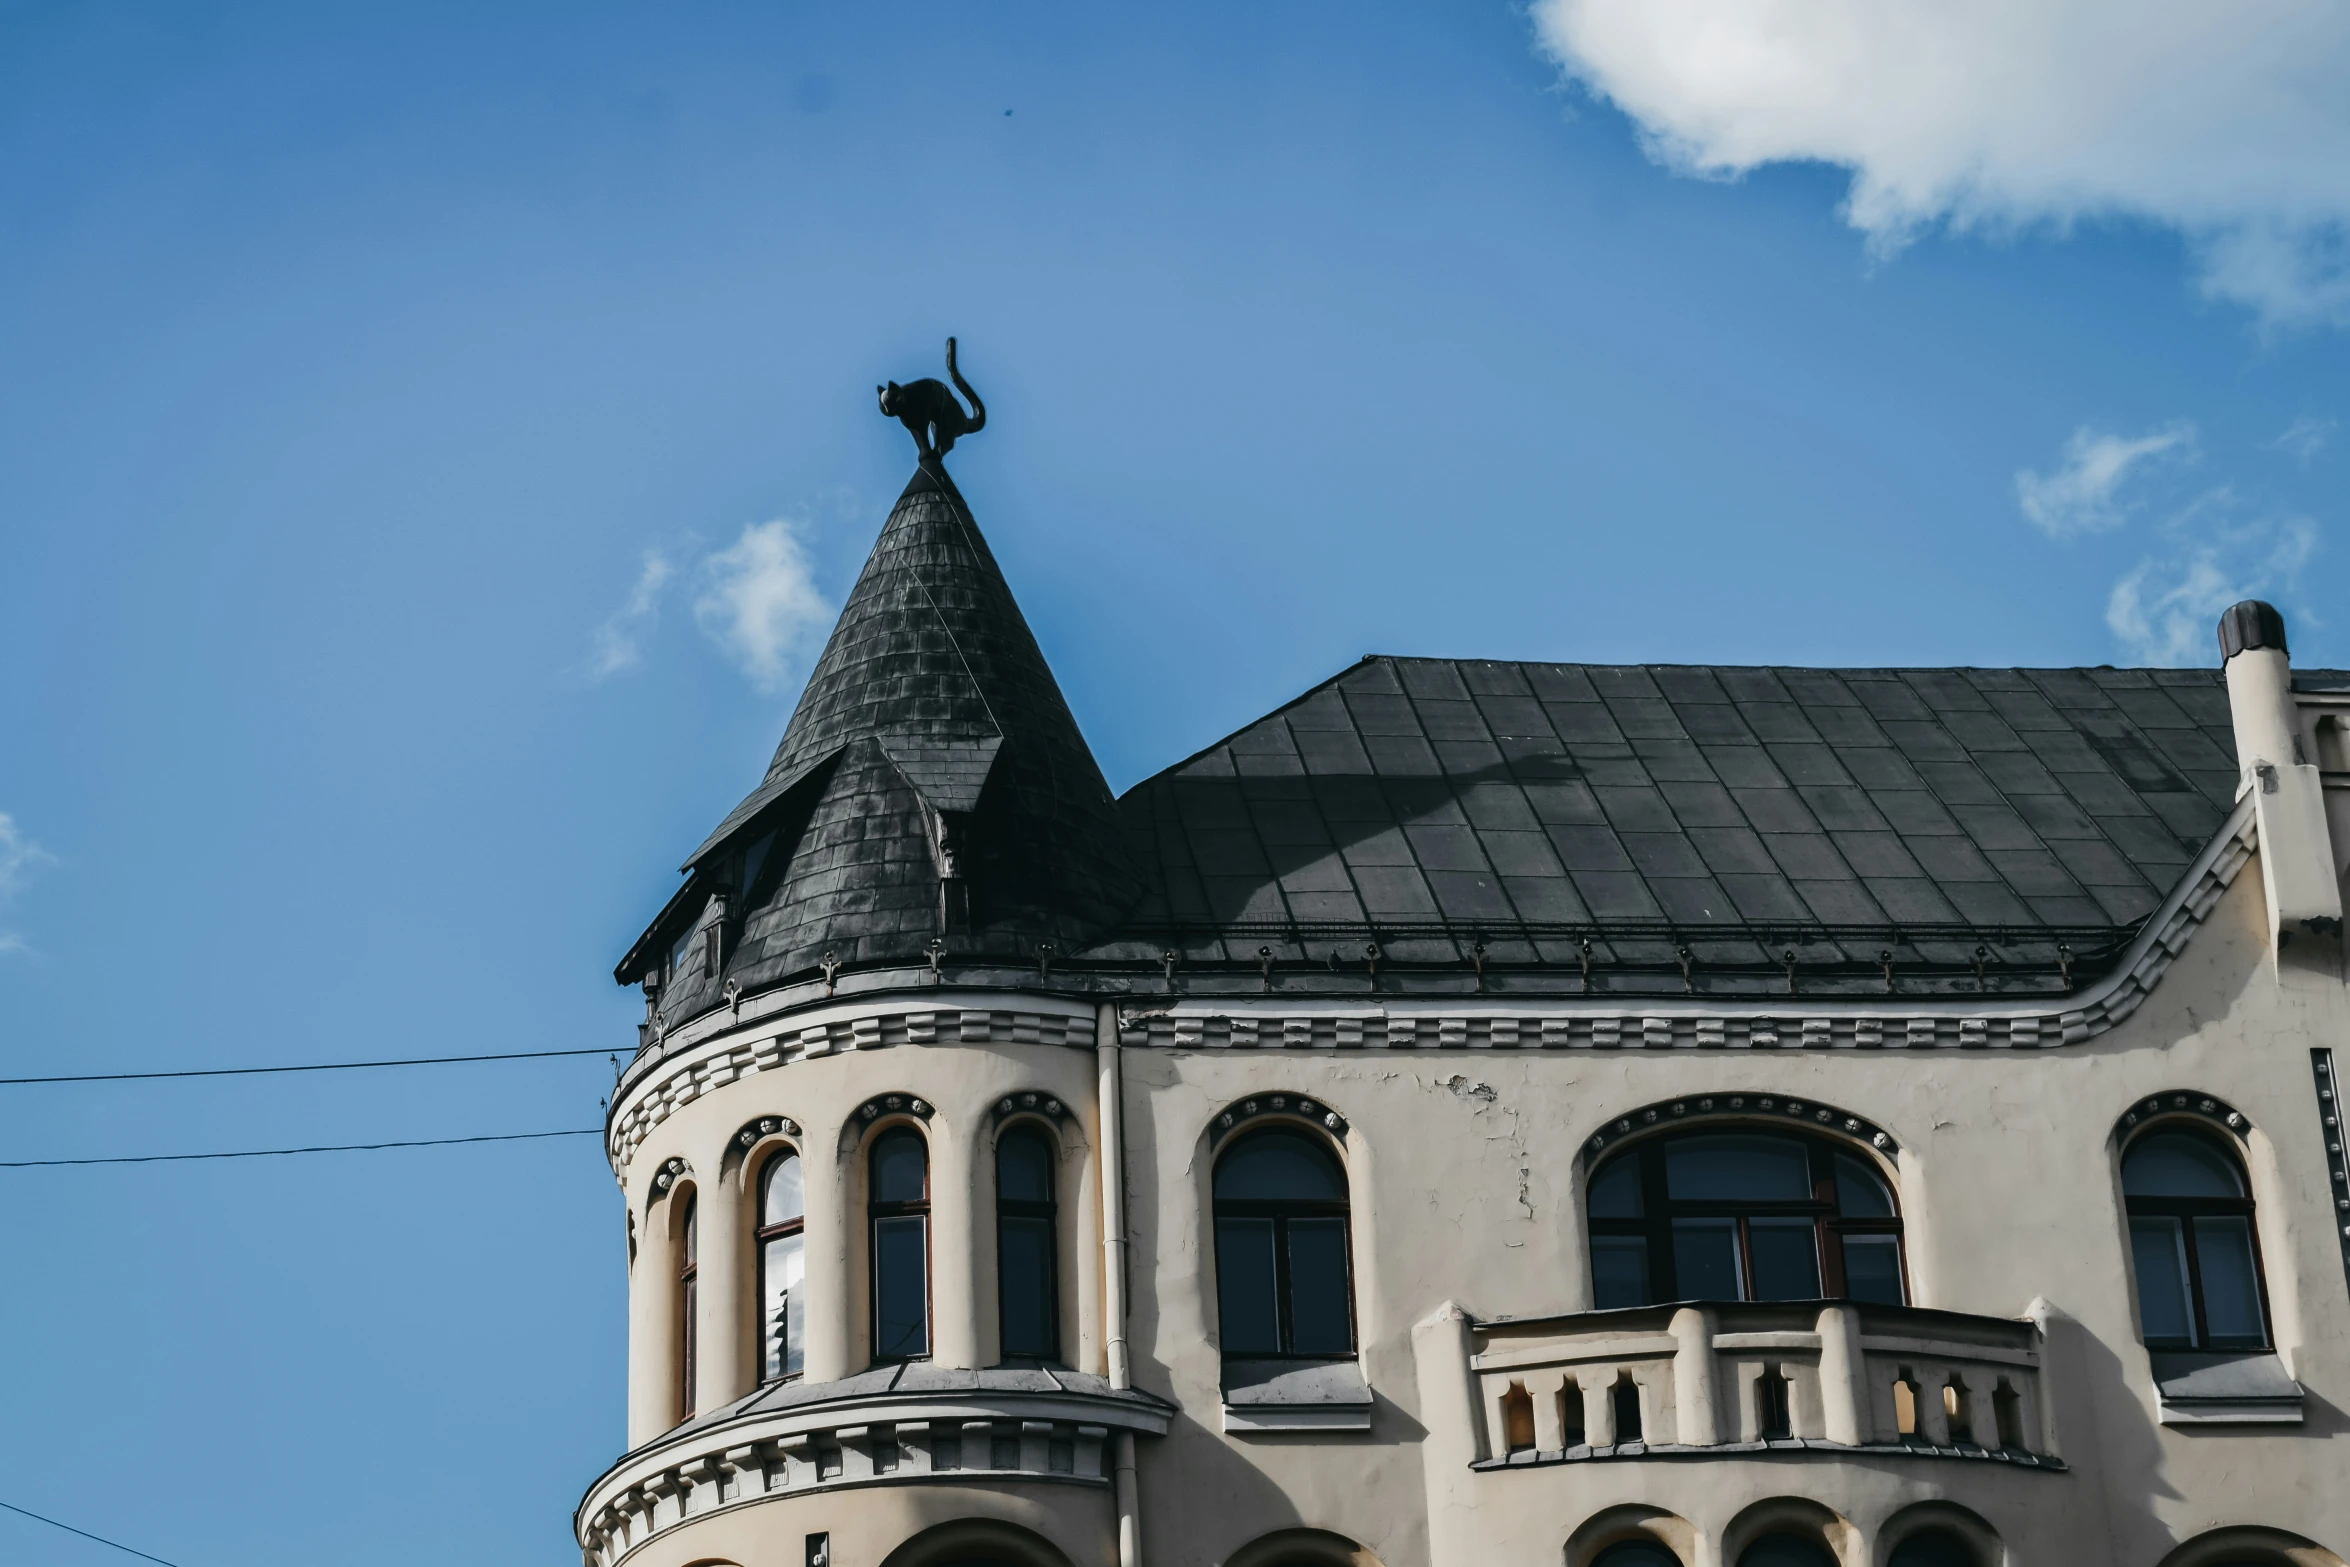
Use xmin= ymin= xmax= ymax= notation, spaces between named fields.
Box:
xmin=1092 ymin=656 xmax=2258 ymax=996
xmin=619 ymin=460 xmax=1141 ymax=1010
xmin=618 ymin=458 xmax=2308 ymax=1012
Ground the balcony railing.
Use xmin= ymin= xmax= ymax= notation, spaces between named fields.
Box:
xmin=576 ymin=1366 xmax=1171 ymax=1567
xmin=1466 ymin=1301 xmax=2061 ymax=1470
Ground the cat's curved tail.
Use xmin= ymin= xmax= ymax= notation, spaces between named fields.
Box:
xmin=945 ymin=337 xmax=986 ymax=433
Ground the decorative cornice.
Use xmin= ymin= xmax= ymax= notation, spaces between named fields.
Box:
xmin=604 ymin=803 xmax=2259 ymax=1177
xmin=991 ymin=1090 xmax=1071 ymax=1125
xmin=1581 ymin=1093 xmax=1897 ymax=1167
xmin=2114 ymin=1091 xmax=2251 ymax=1144
xmin=1210 ymin=1091 xmax=1349 ymax=1148
xmin=574 ymin=1381 xmax=1171 ymax=1567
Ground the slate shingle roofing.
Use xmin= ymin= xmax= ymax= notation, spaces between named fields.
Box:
xmin=1100 ymin=655 xmax=2267 ymax=994
xmin=623 ymin=462 xmax=2291 ymax=1017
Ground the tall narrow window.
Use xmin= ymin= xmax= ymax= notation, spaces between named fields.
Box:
xmin=1213 ymin=1128 xmax=1353 ymax=1360
xmin=2123 ymin=1129 xmax=2269 ymax=1350
xmin=869 ymin=1128 xmax=930 ymax=1362
xmin=679 ymin=1192 xmax=699 ymax=1417
xmin=1586 ymin=1130 xmax=1905 ymax=1308
xmin=758 ymin=1151 xmax=806 ymax=1380
xmin=996 ymin=1128 xmax=1059 ymax=1361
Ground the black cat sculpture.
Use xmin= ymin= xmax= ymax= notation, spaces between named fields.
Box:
xmin=878 ymin=337 xmax=987 ymax=461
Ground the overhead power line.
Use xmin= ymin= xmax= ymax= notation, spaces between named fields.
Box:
xmin=0 ymin=1128 xmax=603 ymax=1168
xmin=0 ymin=1044 xmax=615 ymax=1087
xmin=0 ymin=1496 xmax=183 ymax=1566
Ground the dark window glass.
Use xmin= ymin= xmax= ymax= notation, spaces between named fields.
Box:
xmin=2123 ymin=1133 xmax=2244 ymax=1199
xmin=1215 ymin=1217 xmax=1281 ymax=1353
xmin=1212 ymin=1128 xmax=1353 ymax=1359
xmin=869 ymin=1129 xmax=929 ymax=1362
xmin=757 ymin=1151 xmax=806 ymax=1380
xmin=1738 ymin=1535 xmax=1836 ymax=1567
xmin=1672 ymin=1217 xmax=1742 ymax=1299
xmin=1285 ymin=1218 xmax=1352 ymax=1355
xmin=1887 ymin=1531 xmax=1976 ymax=1567
xmin=1666 ymin=1135 xmax=1811 ymax=1201
xmin=1588 ymin=1129 xmax=1904 ymax=1308
xmin=1592 ymin=1234 xmax=1651 ymax=1309
xmin=2122 ymin=1129 xmax=2268 ymax=1350
xmin=1592 ymin=1544 xmax=1680 ymax=1567
xmin=996 ymin=1129 xmax=1058 ymax=1360
xmin=1747 ymin=1217 xmax=1823 ymax=1301
xmin=1841 ymin=1234 xmax=1905 ymax=1306
xmin=1588 ymin=1157 xmax=1644 ymax=1218
xmin=1833 ymin=1153 xmax=1895 ymax=1217
xmin=679 ymin=1192 xmax=699 ymax=1418
xmin=874 ymin=1131 xmax=929 ymax=1204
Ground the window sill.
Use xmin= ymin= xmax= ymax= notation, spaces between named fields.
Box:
xmin=2150 ymin=1350 xmax=2304 ymax=1425
xmin=1220 ymin=1358 xmax=1373 ymax=1433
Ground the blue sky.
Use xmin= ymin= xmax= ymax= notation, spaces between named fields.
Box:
xmin=1 ymin=4 xmax=2344 ymax=1562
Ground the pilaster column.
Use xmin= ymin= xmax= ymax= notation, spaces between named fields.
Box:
xmin=930 ymin=1119 xmax=979 ymax=1368
xmin=629 ymin=1208 xmax=684 ymax=1447
xmin=804 ymin=1136 xmax=851 ymax=1382
xmin=696 ymin=1169 xmax=748 ymax=1414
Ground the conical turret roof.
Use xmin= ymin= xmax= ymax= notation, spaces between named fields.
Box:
xmin=620 ymin=460 xmax=1140 ymax=1009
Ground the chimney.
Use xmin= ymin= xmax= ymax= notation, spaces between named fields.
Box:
xmin=2218 ymin=601 xmax=2341 ymax=963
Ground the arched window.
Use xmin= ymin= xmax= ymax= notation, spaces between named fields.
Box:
xmin=2123 ymin=1129 xmax=2268 ymax=1350
xmin=996 ymin=1128 xmax=1058 ymax=1361
xmin=679 ymin=1191 xmax=699 ymax=1417
xmin=758 ymin=1150 xmax=806 ymax=1380
xmin=870 ymin=1128 xmax=931 ymax=1362
xmin=1888 ymin=1530 xmax=1977 ymax=1567
xmin=1588 ymin=1130 xmax=1904 ymax=1309
xmin=1213 ymin=1128 xmax=1353 ymax=1359
xmin=1592 ymin=1544 xmax=1681 ymax=1567
xmin=1736 ymin=1536 xmax=1835 ymax=1567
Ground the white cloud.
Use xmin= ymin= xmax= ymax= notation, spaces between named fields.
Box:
xmin=588 ymin=549 xmax=676 ymax=679
xmin=2270 ymin=414 xmax=2337 ymax=466
xmin=1531 ymin=0 xmax=2350 ymax=328
xmin=0 ymin=812 xmax=53 ymax=899
xmin=693 ymin=520 xmax=835 ymax=695
xmin=0 ymin=811 xmax=54 ymax=959
xmin=2015 ymin=423 xmax=2196 ymax=538
xmin=2106 ymin=499 xmax=2319 ymax=663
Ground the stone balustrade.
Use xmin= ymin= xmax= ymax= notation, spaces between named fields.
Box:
xmin=577 ymin=1366 xmax=1171 ymax=1566
xmin=1467 ymin=1300 xmax=2060 ymax=1470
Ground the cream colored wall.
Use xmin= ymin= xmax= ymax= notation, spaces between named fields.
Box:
xmin=601 ymin=859 xmax=2350 ymax=1567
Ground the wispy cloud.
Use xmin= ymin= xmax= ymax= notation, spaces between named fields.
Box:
xmin=2269 ymin=414 xmax=2336 ymax=467
xmin=692 ymin=520 xmax=836 ymax=695
xmin=587 ymin=549 xmax=677 ymax=679
xmin=585 ymin=517 xmax=838 ymax=695
xmin=0 ymin=811 xmax=55 ymax=959
xmin=2106 ymin=494 xmax=2320 ymax=663
xmin=1530 ymin=1 xmax=2350 ymax=330
xmin=2014 ymin=423 xmax=2196 ymax=539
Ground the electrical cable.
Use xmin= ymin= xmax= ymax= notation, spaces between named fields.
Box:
xmin=0 ymin=1127 xmax=603 ymax=1168
xmin=0 ymin=1044 xmax=616 ymax=1087
xmin=0 ymin=1496 xmax=184 ymax=1566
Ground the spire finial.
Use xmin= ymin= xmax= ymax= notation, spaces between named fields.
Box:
xmin=877 ymin=337 xmax=987 ymax=462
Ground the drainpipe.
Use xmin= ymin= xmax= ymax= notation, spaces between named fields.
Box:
xmin=1096 ymin=1005 xmax=1141 ymax=1567
xmin=2220 ymin=600 xmax=2342 ymax=968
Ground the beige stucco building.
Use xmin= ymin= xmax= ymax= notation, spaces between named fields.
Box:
xmin=576 ymin=444 xmax=2350 ymax=1567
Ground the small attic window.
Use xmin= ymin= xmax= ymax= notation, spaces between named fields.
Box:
xmin=670 ymin=924 xmax=697 ymax=983
xmin=742 ymin=831 xmax=777 ymax=896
